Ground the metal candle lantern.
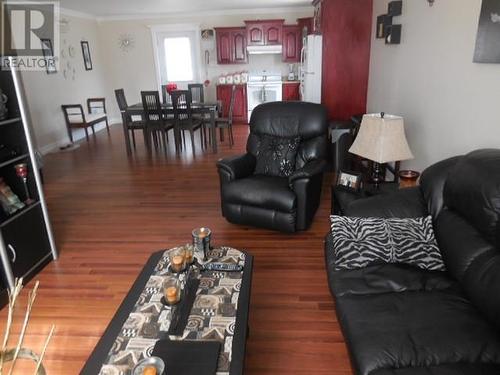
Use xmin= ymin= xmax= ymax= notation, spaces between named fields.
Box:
xmin=192 ymin=227 xmax=211 ymax=260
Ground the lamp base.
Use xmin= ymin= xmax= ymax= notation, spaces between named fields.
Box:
xmin=372 ymin=162 xmax=383 ymax=190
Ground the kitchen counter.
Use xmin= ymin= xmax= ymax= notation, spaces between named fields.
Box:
xmin=283 ymin=81 xmax=300 ymax=84
xmin=216 ymin=83 xmax=247 ymax=86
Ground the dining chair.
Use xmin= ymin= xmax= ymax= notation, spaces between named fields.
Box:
xmin=171 ymin=90 xmax=205 ymax=154
xmin=87 ymin=98 xmax=110 ymax=134
xmin=161 ymin=84 xmax=172 ymax=105
xmin=115 ymin=89 xmax=147 ymax=150
xmin=214 ymin=85 xmax=235 ymax=147
xmin=188 ymin=83 xmax=204 ymax=103
xmin=61 ymin=104 xmax=107 ymax=142
xmin=141 ymin=91 xmax=174 ymax=152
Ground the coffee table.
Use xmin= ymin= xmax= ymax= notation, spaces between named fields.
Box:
xmin=80 ymin=246 xmax=253 ymax=375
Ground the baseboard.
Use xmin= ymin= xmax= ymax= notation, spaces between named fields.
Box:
xmin=39 ymin=119 xmax=121 ymax=155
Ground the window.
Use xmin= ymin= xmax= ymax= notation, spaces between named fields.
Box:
xmin=164 ymin=37 xmax=193 ymax=82
xmin=151 ymin=25 xmax=201 ymax=87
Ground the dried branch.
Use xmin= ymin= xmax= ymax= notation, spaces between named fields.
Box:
xmin=0 ymin=278 xmax=24 ymax=373
xmin=7 ymin=280 xmax=39 ymax=375
xmin=33 ymin=325 xmax=55 ymax=375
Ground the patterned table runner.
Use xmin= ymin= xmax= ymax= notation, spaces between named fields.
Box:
xmin=98 ymin=246 xmax=247 ymax=375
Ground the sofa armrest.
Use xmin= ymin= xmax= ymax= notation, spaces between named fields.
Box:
xmin=217 ymin=153 xmax=256 ymax=182
xmin=344 ymin=187 xmax=428 ymax=218
xmin=288 ymin=159 xmax=327 ymax=185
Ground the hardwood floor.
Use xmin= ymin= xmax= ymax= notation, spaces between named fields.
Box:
xmin=0 ymin=124 xmax=352 ymax=374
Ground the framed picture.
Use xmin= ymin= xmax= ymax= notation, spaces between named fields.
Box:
xmin=473 ymin=0 xmax=500 ymax=63
xmin=81 ymin=41 xmax=93 ymax=70
xmin=40 ymin=38 xmax=56 ymax=74
xmin=336 ymin=170 xmax=363 ymax=192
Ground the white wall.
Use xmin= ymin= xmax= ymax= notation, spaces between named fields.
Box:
xmin=21 ymin=8 xmax=312 ymax=152
xmin=97 ymin=9 xmax=312 ymax=121
xmin=367 ymin=0 xmax=500 ymax=170
xmin=21 ymin=13 xmax=116 ymax=153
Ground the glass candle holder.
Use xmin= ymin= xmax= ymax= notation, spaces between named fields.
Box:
xmin=184 ymin=244 xmax=195 ymax=265
xmin=162 ymin=275 xmax=181 ymax=305
xmin=192 ymin=227 xmax=211 ymax=260
xmin=169 ymin=248 xmax=187 ymax=273
xmin=399 ymin=170 xmax=420 ymax=189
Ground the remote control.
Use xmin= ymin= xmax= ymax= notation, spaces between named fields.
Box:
xmin=203 ymin=263 xmax=243 ymax=272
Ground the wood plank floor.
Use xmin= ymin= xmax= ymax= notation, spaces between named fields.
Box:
xmin=0 ymin=124 xmax=352 ymax=374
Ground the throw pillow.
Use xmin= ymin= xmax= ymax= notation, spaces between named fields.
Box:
xmin=329 ymin=215 xmax=445 ymax=272
xmin=254 ymin=134 xmax=301 ymax=177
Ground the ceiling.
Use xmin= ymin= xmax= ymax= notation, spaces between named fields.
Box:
xmin=55 ymin=0 xmax=311 ymax=17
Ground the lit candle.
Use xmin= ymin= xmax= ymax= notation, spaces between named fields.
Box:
xmin=171 ymin=255 xmax=184 ymax=272
xmin=165 ymin=286 xmax=179 ymax=304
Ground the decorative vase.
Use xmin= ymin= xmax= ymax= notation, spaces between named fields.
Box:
xmin=1 ymin=347 xmax=47 ymax=374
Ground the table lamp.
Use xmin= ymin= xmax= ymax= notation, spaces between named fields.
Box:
xmin=349 ymin=112 xmax=413 ymax=189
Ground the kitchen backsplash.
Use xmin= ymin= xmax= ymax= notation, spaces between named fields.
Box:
xmin=202 ymin=54 xmax=298 ymax=100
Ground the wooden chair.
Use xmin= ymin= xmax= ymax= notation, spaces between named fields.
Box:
xmin=214 ymin=84 xmax=236 ymax=147
xmin=141 ymin=91 xmax=174 ymax=152
xmin=188 ymin=83 xmax=204 ymax=103
xmin=115 ymin=89 xmax=146 ymax=149
xmin=171 ymin=90 xmax=205 ymax=154
xmin=161 ymin=84 xmax=172 ymax=105
xmin=61 ymin=102 xmax=108 ymax=142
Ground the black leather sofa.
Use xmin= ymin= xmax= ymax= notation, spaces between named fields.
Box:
xmin=217 ymin=102 xmax=328 ymax=232
xmin=325 ymin=149 xmax=500 ymax=375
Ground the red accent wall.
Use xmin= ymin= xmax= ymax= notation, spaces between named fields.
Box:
xmin=321 ymin=0 xmax=373 ymax=120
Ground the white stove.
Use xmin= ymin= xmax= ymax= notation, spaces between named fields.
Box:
xmin=247 ymin=71 xmax=282 ymax=121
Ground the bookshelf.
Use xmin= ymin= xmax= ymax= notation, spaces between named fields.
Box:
xmin=0 ymin=56 xmax=58 ymax=307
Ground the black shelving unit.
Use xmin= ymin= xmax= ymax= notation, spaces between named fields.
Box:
xmin=0 ymin=56 xmax=58 ymax=307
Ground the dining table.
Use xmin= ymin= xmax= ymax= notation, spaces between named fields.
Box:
xmin=124 ymin=101 xmax=220 ymax=155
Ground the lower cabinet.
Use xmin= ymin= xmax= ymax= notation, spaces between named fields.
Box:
xmin=283 ymin=82 xmax=300 ymax=101
xmin=216 ymin=84 xmax=248 ymax=124
xmin=1 ymin=203 xmax=52 ymax=281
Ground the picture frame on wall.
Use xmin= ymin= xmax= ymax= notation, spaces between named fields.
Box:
xmin=40 ymin=38 xmax=57 ymax=74
xmin=81 ymin=41 xmax=93 ymax=70
xmin=473 ymin=0 xmax=500 ymax=63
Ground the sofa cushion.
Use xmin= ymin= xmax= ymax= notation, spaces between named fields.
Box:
xmin=223 ymin=175 xmax=296 ymax=212
xmin=325 ymin=234 xmax=456 ymax=297
xmin=435 ymin=209 xmax=496 ymax=282
xmin=254 ymin=134 xmax=300 ymax=177
xmin=335 ymin=290 xmax=500 ymax=375
xmin=443 ymin=149 xmax=500 ymax=245
xmin=330 ymin=216 xmax=445 ymax=271
xmin=419 ymin=156 xmax=462 ymax=219
xmin=371 ymin=363 xmax=500 ymax=375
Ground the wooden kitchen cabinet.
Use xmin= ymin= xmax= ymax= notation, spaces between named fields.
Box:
xmin=215 ymin=27 xmax=248 ymax=64
xmin=283 ymin=82 xmax=300 ymax=101
xmin=245 ymin=20 xmax=284 ymax=46
xmin=297 ymin=17 xmax=314 ymax=37
xmin=282 ymin=25 xmax=301 ymax=62
xmin=216 ymin=84 xmax=248 ymax=123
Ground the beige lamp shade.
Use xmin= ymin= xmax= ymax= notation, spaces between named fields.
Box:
xmin=349 ymin=113 xmax=414 ymax=163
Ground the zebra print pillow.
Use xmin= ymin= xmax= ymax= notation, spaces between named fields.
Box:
xmin=330 ymin=215 xmax=445 ymax=272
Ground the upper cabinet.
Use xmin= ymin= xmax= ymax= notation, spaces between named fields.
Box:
xmin=215 ymin=18 xmax=311 ymax=65
xmin=282 ymin=25 xmax=301 ymax=62
xmin=215 ymin=27 xmax=248 ymax=64
xmin=245 ymin=20 xmax=284 ymax=46
xmin=232 ymin=29 xmax=248 ymax=63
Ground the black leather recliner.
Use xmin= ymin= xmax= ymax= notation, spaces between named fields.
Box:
xmin=325 ymin=149 xmax=500 ymax=375
xmin=217 ymin=101 xmax=328 ymax=233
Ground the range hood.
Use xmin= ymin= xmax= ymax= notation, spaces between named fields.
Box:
xmin=247 ymin=45 xmax=283 ymax=55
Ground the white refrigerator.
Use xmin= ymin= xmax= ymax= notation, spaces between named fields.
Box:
xmin=299 ymin=35 xmax=323 ymax=104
